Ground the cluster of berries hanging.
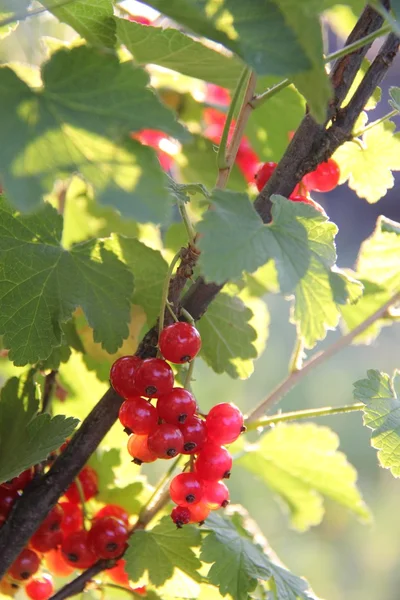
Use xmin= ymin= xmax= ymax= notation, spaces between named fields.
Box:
xmin=0 ymin=457 xmax=144 ymax=598
xmin=110 ymin=321 xmax=245 ymax=526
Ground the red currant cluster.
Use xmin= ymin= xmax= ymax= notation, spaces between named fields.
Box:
xmin=110 ymin=321 xmax=245 ymax=526
xmin=255 ymin=157 xmax=340 ymax=211
xmin=0 ymin=458 xmax=145 ymax=597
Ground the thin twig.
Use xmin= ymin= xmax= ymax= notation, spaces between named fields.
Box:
xmin=41 ymin=370 xmax=58 ymax=415
xmin=246 ymin=290 xmax=400 ymax=424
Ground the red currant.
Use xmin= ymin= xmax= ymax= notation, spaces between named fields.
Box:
xmin=133 ymin=587 xmax=147 ymax=596
xmin=36 ymin=504 xmax=64 ymax=535
xmin=169 ymin=473 xmax=204 ymax=506
xmin=127 ymin=434 xmax=157 ymax=465
xmin=61 ymin=530 xmax=97 ymax=569
xmin=188 ymin=501 xmax=210 ymax=524
xmin=110 ymin=356 xmax=142 ymax=398
xmin=236 ymin=139 xmax=260 ymax=183
xmin=88 ymin=516 xmax=128 ymax=559
xmin=0 ymin=485 xmax=20 ymax=516
xmin=157 ymin=388 xmax=197 ymax=425
xmin=180 ymin=416 xmax=207 ymax=454
xmin=205 ymin=84 xmax=230 ymax=106
xmin=9 ymin=548 xmax=40 ymax=580
xmin=30 ymin=528 xmax=63 ymax=553
xmin=60 ymin=501 xmax=83 ymax=535
xmin=45 ymin=548 xmax=74 ymax=576
xmin=289 ymin=194 xmax=324 ymax=213
xmin=147 ymin=423 xmax=184 ymax=459
xmin=159 ymin=322 xmax=201 ymax=364
xmin=202 ymin=480 xmax=230 ymax=509
xmin=134 ymin=358 xmax=174 ymax=397
xmin=25 ymin=576 xmax=54 ymax=600
xmin=170 ymin=505 xmax=191 ymax=528
xmin=4 ymin=468 xmax=33 ymax=492
xmin=107 ymin=558 xmax=129 ymax=586
xmin=119 ymin=397 xmax=158 ymax=435
xmin=254 ymin=162 xmax=277 ymax=192
xmin=95 ymin=504 xmax=129 ymax=526
xmin=194 ymin=445 xmax=232 ymax=481
xmin=206 ymin=403 xmax=244 ymax=445
xmin=303 ymin=158 xmax=340 ymax=193
xmin=65 ymin=466 xmax=98 ymax=504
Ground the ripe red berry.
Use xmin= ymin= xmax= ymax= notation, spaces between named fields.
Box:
xmin=36 ymin=504 xmax=64 ymax=535
xmin=289 ymin=194 xmax=324 ymax=213
xmin=255 ymin=162 xmax=277 ymax=191
xmin=202 ymin=480 xmax=230 ymax=509
xmin=4 ymin=468 xmax=33 ymax=492
xmin=303 ymin=158 xmax=340 ymax=193
xmin=157 ymin=388 xmax=197 ymax=425
xmin=25 ymin=576 xmax=54 ymax=600
xmin=236 ymin=139 xmax=260 ymax=183
xmin=65 ymin=466 xmax=98 ymax=504
xmin=134 ymin=358 xmax=174 ymax=397
xmin=30 ymin=528 xmax=63 ymax=553
xmin=45 ymin=548 xmax=74 ymax=576
xmin=159 ymin=322 xmax=202 ymax=364
xmin=60 ymin=501 xmax=83 ymax=535
xmin=171 ymin=505 xmax=191 ymax=528
xmin=194 ymin=445 xmax=232 ymax=481
xmin=188 ymin=501 xmax=210 ymax=524
xmin=0 ymin=485 xmax=19 ymax=516
xmin=107 ymin=558 xmax=129 ymax=585
xmin=119 ymin=397 xmax=158 ymax=435
xmin=110 ymin=356 xmax=142 ymax=398
xmin=88 ymin=516 xmax=128 ymax=559
xmin=147 ymin=423 xmax=184 ymax=459
xmin=205 ymin=84 xmax=230 ymax=106
xmin=180 ymin=415 xmax=207 ymax=454
xmin=127 ymin=434 xmax=157 ymax=465
xmin=61 ymin=530 xmax=97 ymax=569
xmin=95 ymin=504 xmax=129 ymax=526
xmin=206 ymin=403 xmax=244 ymax=445
xmin=169 ymin=473 xmax=204 ymax=506
xmin=9 ymin=548 xmax=40 ymax=580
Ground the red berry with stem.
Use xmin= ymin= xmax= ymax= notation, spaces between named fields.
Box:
xmin=88 ymin=516 xmax=128 ymax=559
xmin=60 ymin=501 xmax=83 ymax=535
xmin=202 ymin=481 xmax=230 ymax=509
xmin=254 ymin=162 xmax=277 ymax=192
xmin=95 ymin=504 xmax=129 ymax=526
xmin=30 ymin=528 xmax=63 ymax=553
xmin=45 ymin=548 xmax=74 ymax=576
xmin=169 ymin=473 xmax=204 ymax=506
xmin=4 ymin=468 xmax=33 ymax=492
xmin=107 ymin=558 xmax=130 ymax=586
xmin=9 ymin=548 xmax=40 ymax=580
xmin=25 ymin=576 xmax=54 ymax=600
xmin=157 ymin=388 xmax=197 ymax=425
xmin=127 ymin=434 xmax=157 ymax=465
xmin=303 ymin=158 xmax=340 ymax=193
xmin=134 ymin=358 xmax=174 ymax=397
xmin=188 ymin=501 xmax=210 ymax=524
xmin=61 ymin=530 xmax=97 ymax=569
xmin=0 ymin=485 xmax=19 ymax=516
xmin=170 ymin=505 xmax=191 ymax=528
xmin=195 ymin=445 xmax=232 ymax=481
xmin=159 ymin=322 xmax=202 ymax=364
xmin=65 ymin=466 xmax=98 ymax=504
xmin=119 ymin=397 xmax=158 ymax=435
xmin=147 ymin=423 xmax=184 ymax=459
xmin=206 ymin=403 xmax=244 ymax=445
xmin=110 ymin=356 xmax=142 ymax=398
xmin=180 ymin=415 xmax=207 ymax=454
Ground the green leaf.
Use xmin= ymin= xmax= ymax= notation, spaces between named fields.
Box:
xmin=124 ymin=516 xmax=202 ymax=587
xmin=356 ymin=215 xmax=400 ymax=292
xmin=389 ymin=85 xmax=400 ymax=112
xmin=0 ymin=374 xmax=78 ymax=483
xmin=0 ymin=199 xmax=134 ymax=365
xmin=166 ymin=176 xmax=210 ymax=204
xmin=354 ymin=369 xmax=400 ymax=477
xmin=333 ymin=120 xmax=400 ymax=203
xmin=0 ymin=46 xmax=186 ymax=218
xmin=42 ymin=0 xmax=116 ymax=48
xmin=197 ymin=293 xmax=258 ymax=379
xmin=116 ymin=18 xmax=244 ymax=88
xmin=198 ymin=192 xmax=354 ymax=348
xmin=238 ymin=423 xmax=370 ymax=531
xmin=201 ymin=511 xmax=319 ymax=600
xmin=114 ymin=237 xmax=168 ymax=325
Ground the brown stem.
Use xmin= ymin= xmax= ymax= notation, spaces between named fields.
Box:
xmin=49 ymin=560 xmax=113 ymax=600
